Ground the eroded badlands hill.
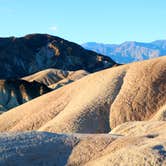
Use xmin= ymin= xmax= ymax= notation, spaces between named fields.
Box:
xmin=22 ymin=68 xmax=89 ymax=89
xmin=0 ymin=56 xmax=165 ymax=133
xmin=1 ymin=121 xmax=166 ymax=166
xmin=0 ymin=69 xmax=88 ymax=113
xmin=1 ymin=34 xmax=166 ymax=166
xmin=0 ymin=34 xmax=117 ymax=79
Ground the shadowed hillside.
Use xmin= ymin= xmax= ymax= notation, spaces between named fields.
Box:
xmin=0 ymin=34 xmax=117 ymax=79
xmin=0 ymin=79 xmax=51 ymax=113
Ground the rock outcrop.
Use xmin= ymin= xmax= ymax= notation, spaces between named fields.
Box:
xmin=0 ymin=79 xmax=51 ymax=112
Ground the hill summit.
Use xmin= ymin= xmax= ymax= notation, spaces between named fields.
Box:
xmin=0 ymin=34 xmax=117 ymax=79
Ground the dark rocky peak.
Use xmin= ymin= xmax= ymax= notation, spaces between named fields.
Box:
xmin=0 ymin=34 xmax=117 ymax=79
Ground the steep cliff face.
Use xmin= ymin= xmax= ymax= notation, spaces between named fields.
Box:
xmin=0 ymin=34 xmax=117 ymax=79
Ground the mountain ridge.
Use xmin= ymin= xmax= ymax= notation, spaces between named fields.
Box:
xmin=82 ymin=40 xmax=166 ymax=63
xmin=0 ymin=33 xmax=117 ymax=79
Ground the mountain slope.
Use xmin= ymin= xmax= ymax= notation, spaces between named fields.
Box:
xmin=0 ymin=34 xmax=117 ymax=79
xmin=82 ymin=40 xmax=166 ymax=63
xmin=0 ymin=56 xmax=165 ymax=133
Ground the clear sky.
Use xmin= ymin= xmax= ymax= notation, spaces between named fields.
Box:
xmin=0 ymin=0 xmax=166 ymax=44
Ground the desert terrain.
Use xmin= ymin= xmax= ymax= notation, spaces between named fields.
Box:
xmin=0 ymin=34 xmax=165 ymax=165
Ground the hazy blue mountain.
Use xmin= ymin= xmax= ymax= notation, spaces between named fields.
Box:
xmin=82 ymin=40 xmax=166 ymax=63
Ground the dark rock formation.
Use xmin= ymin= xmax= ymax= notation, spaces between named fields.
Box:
xmin=0 ymin=34 xmax=117 ymax=79
xmin=0 ymin=79 xmax=51 ymax=112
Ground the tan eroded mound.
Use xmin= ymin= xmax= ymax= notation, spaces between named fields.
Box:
xmin=86 ymin=121 xmax=166 ymax=166
xmin=110 ymin=56 xmax=166 ymax=128
xmin=22 ymin=68 xmax=89 ymax=88
xmin=22 ymin=68 xmax=70 ymax=85
xmin=0 ymin=57 xmax=165 ymax=133
xmin=0 ymin=63 xmax=128 ymax=133
xmin=48 ymin=69 xmax=89 ymax=89
xmin=151 ymin=104 xmax=166 ymax=121
xmin=1 ymin=121 xmax=166 ymax=166
xmin=110 ymin=121 xmax=166 ymax=136
xmin=0 ymin=131 xmax=118 ymax=166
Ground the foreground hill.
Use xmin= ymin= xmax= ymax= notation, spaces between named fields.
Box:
xmin=0 ymin=121 xmax=166 ymax=166
xmin=0 ymin=56 xmax=165 ymax=133
xmin=82 ymin=40 xmax=166 ymax=63
xmin=0 ymin=34 xmax=117 ymax=79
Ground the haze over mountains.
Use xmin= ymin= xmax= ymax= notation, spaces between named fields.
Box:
xmin=82 ymin=40 xmax=166 ymax=63
xmin=0 ymin=34 xmax=166 ymax=165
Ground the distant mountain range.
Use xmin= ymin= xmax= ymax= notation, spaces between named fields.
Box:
xmin=82 ymin=40 xmax=166 ymax=63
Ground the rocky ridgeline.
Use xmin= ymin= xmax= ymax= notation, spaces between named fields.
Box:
xmin=0 ymin=34 xmax=117 ymax=79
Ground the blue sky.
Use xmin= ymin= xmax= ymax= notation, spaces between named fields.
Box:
xmin=0 ymin=0 xmax=166 ymax=44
